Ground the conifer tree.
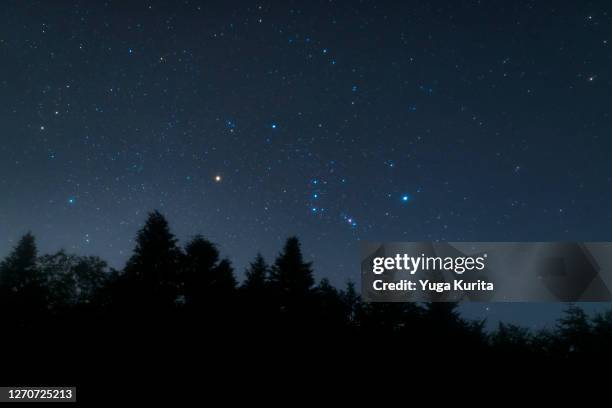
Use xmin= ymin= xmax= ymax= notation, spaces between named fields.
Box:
xmin=557 ymin=303 xmax=591 ymax=354
xmin=0 ymin=233 xmax=47 ymax=325
xmin=0 ymin=233 xmax=39 ymax=291
xmin=122 ymin=211 xmax=182 ymax=309
xmin=242 ymin=253 xmax=268 ymax=293
xmin=269 ymin=237 xmax=314 ymax=298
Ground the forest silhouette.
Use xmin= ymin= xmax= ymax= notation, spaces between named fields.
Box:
xmin=1 ymin=210 xmax=611 ymax=372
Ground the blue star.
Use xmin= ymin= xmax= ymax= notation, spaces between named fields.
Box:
xmin=313 ymin=193 xmax=319 ymax=199
xmin=271 ymin=123 xmax=278 ymax=129
xmin=68 ymin=197 xmax=76 ymax=205
xmin=401 ymin=194 xmax=410 ymax=203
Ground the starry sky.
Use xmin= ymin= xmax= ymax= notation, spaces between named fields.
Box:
xmin=1 ymin=0 xmax=611 ymax=327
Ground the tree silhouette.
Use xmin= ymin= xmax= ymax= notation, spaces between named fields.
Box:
xmin=118 ymin=211 xmax=183 ymax=314
xmin=39 ymin=251 xmax=110 ymax=309
xmin=242 ymin=253 xmax=268 ymax=293
xmin=489 ymin=322 xmax=532 ymax=354
xmin=0 ymin=233 xmax=47 ymax=327
xmin=591 ymin=310 xmax=612 ymax=354
xmin=341 ymin=281 xmax=360 ymax=329
xmin=182 ymin=235 xmax=236 ymax=305
xmin=269 ymin=237 xmax=314 ymax=297
xmin=556 ymin=303 xmax=592 ymax=355
xmin=313 ymin=278 xmax=347 ymax=329
xmin=240 ymin=253 xmax=273 ymax=329
xmin=180 ymin=235 xmax=237 ymax=332
xmin=268 ymin=237 xmax=315 ymax=327
xmin=0 ymin=233 xmax=39 ymax=291
xmin=2 ymin=211 xmax=612 ymax=362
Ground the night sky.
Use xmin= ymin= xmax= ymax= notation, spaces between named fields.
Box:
xmin=1 ymin=1 xmax=611 ymax=327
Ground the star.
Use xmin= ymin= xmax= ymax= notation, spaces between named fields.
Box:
xmin=68 ymin=197 xmax=76 ymax=205
xmin=401 ymin=194 xmax=410 ymax=203
xmin=214 ymin=175 xmax=222 ymax=183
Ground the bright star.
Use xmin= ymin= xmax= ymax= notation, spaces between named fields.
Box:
xmin=214 ymin=175 xmax=222 ymax=183
xmin=401 ymin=194 xmax=410 ymax=203
xmin=271 ymin=123 xmax=277 ymax=129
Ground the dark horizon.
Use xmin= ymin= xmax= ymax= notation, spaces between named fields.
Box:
xmin=2 ymin=209 xmax=611 ymax=331
xmin=2 ymin=209 xmax=611 ymax=369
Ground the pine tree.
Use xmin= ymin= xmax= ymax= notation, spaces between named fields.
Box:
xmin=242 ymin=254 xmax=268 ymax=293
xmin=557 ymin=303 xmax=591 ymax=354
xmin=269 ymin=237 xmax=314 ymax=298
xmin=212 ymin=259 xmax=237 ymax=294
xmin=0 ymin=233 xmax=39 ymax=290
xmin=267 ymin=237 xmax=315 ymax=328
xmin=122 ymin=211 xmax=182 ymax=309
xmin=240 ymin=253 xmax=272 ymax=328
xmin=0 ymin=233 xmax=48 ymax=326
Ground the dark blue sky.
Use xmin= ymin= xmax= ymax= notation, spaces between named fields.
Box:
xmin=1 ymin=0 xmax=611 ymax=326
